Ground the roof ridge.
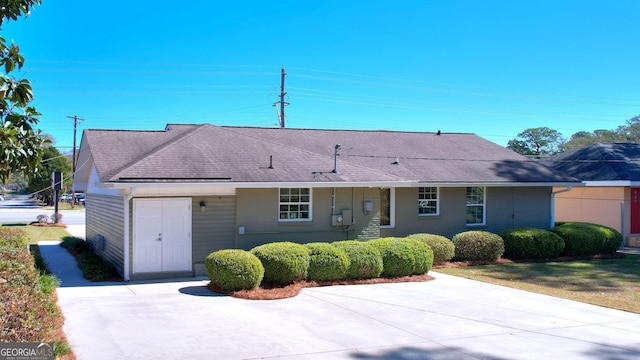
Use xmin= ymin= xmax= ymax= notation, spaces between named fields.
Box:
xmin=221 ymin=125 xmax=472 ymax=136
xmin=108 ymin=124 xmax=209 ymax=181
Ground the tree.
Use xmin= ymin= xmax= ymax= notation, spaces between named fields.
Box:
xmin=28 ymin=143 xmax=72 ymax=205
xmin=506 ymin=127 xmax=564 ymax=157
xmin=0 ymin=0 xmax=46 ymax=183
xmin=561 ymin=113 xmax=640 ymax=152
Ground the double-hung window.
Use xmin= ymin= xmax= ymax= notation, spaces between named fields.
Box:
xmin=279 ymin=188 xmax=311 ymax=221
xmin=418 ymin=187 xmax=439 ymax=216
xmin=466 ymin=187 xmax=485 ymax=225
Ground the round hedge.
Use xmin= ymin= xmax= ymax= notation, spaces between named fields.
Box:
xmin=305 ymin=242 xmax=350 ymax=281
xmin=331 ymin=240 xmax=383 ymax=279
xmin=451 ymin=231 xmax=505 ymax=262
xmin=550 ymin=222 xmax=623 ymax=256
xmin=498 ymin=227 xmax=565 ymax=260
xmin=405 ymin=238 xmax=434 ymax=274
xmin=205 ymin=249 xmax=264 ymax=292
xmin=250 ymin=242 xmax=310 ymax=286
xmin=407 ymin=233 xmax=455 ymax=265
xmin=368 ymin=237 xmax=416 ymax=277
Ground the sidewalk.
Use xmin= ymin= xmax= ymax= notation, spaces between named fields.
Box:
xmin=38 ymin=240 xmax=94 ymax=287
xmin=38 ymin=241 xmax=640 ymax=360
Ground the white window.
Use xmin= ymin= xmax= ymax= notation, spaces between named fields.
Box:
xmin=418 ymin=187 xmax=439 ymax=216
xmin=279 ymin=188 xmax=312 ymax=221
xmin=380 ymin=188 xmax=395 ymax=228
xmin=466 ymin=187 xmax=485 ymax=225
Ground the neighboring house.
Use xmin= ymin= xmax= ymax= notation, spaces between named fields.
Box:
xmin=73 ymin=123 xmax=578 ymax=280
xmin=543 ymin=143 xmax=640 ymax=246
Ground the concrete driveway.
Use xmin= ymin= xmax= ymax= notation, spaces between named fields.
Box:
xmin=39 ymin=242 xmax=640 ymax=360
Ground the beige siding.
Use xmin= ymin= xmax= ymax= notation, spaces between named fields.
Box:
xmin=86 ymin=193 xmax=125 ymax=274
xmin=382 ymin=187 xmax=552 ymax=238
xmin=554 ymin=186 xmax=626 ymax=235
xmin=192 ymin=196 xmax=236 ymax=272
xmin=488 ymin=187 xmax=551 ymax=231
xmin=235 ymin=186 xmax=552 ymax=245
xmin=235 ymin=187 xmax=380 ymax=249
xmin=384 ymin=187 xmax=467 ymax=238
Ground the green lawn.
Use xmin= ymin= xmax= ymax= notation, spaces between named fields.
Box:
xmin=436 ymin=254 xmax=640 ymax=314
xmin=0 ymin=223 xmax=71 ymax=243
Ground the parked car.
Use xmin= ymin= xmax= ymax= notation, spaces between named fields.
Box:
xmin=75 ymin=193 xmax=86 ymax=206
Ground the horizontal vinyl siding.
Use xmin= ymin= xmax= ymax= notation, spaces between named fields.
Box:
xmin=192 ymin=196 xmax=236 ymax=267
xmin=86 ymin=193 xmax=125 ymax=275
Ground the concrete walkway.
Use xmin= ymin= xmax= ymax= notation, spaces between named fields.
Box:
xmin=39 ymin=241 xmax=640 ymax=360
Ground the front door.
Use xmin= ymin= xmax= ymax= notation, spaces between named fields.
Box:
xmin=133 ymin=198 xmax=192 ymax=273
xmin=631 ymin=188 xmax=640 ymax=233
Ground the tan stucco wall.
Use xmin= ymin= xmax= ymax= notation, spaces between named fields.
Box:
xmin=553 ymin=186 xmax=627 ymax=236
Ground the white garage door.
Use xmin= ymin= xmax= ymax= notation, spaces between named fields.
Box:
xmin=133 ymin=198 xmax=192 ymax=273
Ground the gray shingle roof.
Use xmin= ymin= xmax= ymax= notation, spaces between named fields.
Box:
xmin=542 ymin=143 xmax=640 ymax=181
xmin=80 ymin=123 xmax=576 ymax=184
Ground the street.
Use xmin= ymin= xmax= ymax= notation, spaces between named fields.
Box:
xmin=0 ymin=194 xmax=85 ymax=225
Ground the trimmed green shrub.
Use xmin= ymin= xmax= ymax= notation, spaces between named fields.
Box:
xmin=332 ymin=240 xmax=383 ymax=279
xmin=205 ymin=249 xmax=264 ymax=291
xmin=407 ymin=233 xmax=455 ymax=265
xmin=550 ymin=222 xmax=623 ymax=256
xmin=499 ymin=227 xmax=565 ymax=260
xmin=405 ymin=238 xmax=434 ymax=274
xmin=368 ymin=237 xmax=416 ymax=277
xmin=251 ymin=242 xmax=310 ymax=286
xmin=305 ymin=243 xmax=350 ymax=281
xmin=0 ymin=228 xmax=69 ymax=355
xmin=451 ymin=231 xmax=505 ymax=262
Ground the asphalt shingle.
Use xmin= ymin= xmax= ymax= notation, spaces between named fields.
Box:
xmin=80 ymin=123 xmax=575 ymax=184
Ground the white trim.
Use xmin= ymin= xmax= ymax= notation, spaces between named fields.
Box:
xmin=418 ymin=186 xmax=439 ymax=216
xmin=123 ymin=188 xmax=136 ymax=281
xmin=277 ymin=187 xmax=313 ymax=222
xmin=583 ymin=180 xmax=640 ymax=187
xmin=380 ymin=188 xmax=395 ymax=229
xmin=466 ymin=186 xmax=486 ymax=226
xmin=104 ymin=180 xmax=582 ymax=190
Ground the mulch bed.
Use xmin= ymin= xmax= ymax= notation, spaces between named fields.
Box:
xmin=433 ymin=252 xmax=625 ymax=269
xmin=207 ymin=273 xmax=435 ymax=300
xmin=29 ymin=221 xmax=67 ymax=228
xmin=206 ymin=252 xmax=627 ymax=300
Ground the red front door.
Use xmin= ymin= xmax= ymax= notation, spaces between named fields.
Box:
xmin=631 ymin=188 xmax=640 ymax=233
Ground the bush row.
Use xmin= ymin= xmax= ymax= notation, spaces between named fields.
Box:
xmin=205 ymin=222 xmax=623 ymax=292
xmin=0 ymin=228 xmax=67 ymax=354
xmin=205 ymin=237 xmax=435 ymax=291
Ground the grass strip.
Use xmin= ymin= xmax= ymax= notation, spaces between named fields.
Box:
xmin=437 ymin=254 xmax=640 ymax=313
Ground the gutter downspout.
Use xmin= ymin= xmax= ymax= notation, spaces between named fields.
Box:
xmin=550 ymin=186 xmax=572 ymax=228
xmin=123 ymin=188 xmax=136 ymax=281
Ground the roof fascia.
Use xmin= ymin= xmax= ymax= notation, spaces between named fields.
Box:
xmin=102 ymin=180 xmax=583 ymax=189
xmin=584 ymin=180 xmax=639 ymax=187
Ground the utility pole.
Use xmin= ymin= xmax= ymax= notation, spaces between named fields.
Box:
xmin=275 ymin=67 xmax=288 ymax=128
xmin=67 ymin=115 xmax=85 ymax=206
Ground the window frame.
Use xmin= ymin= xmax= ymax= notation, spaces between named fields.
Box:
xmin=278 ymin=187 xmax=312 ymax=222
xmin=466 ymin=186 xmax=486 ymax=226
xmin=418 ymin=187 xmax=439 ymax=216
xmin=380 ymin=187 xmax=395 ymax=228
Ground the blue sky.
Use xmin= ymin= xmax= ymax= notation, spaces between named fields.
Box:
xmin=4 ymin=0 xmax=640 ymax=151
